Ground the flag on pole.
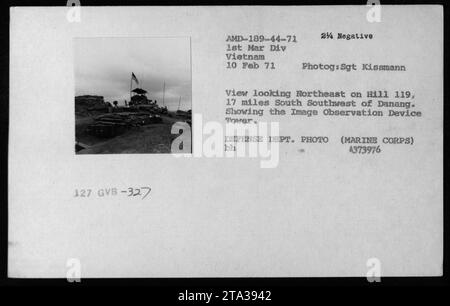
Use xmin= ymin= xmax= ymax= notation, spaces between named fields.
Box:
xmin=131 ymin=72 xmax=139 ymax=85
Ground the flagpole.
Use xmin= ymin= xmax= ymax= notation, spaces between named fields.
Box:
xmin=130 ymin=73 xmax=132 ymax=103
xmin=178 ymin=96 xmax=181 ymax=111
xmin=162 ymin=81 xmax=165 ymax=107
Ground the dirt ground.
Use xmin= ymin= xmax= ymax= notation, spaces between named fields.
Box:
xmin=76 ymin=115 xmax=185 ymax=154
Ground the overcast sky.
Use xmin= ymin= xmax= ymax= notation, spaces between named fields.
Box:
xmin=74 ymin=37 xmax=191 ymax=110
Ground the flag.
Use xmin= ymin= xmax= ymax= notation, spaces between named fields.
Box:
xmin=131 ymin=72 xmax=139 ymax=85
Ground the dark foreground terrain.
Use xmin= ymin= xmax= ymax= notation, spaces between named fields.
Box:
xmin=75 ymin=95 xmax=191 ymax=154
xmin=76 ymin=113 xmax=189 ymax=154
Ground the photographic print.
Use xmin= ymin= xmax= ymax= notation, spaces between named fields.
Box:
xmin=9 ymin=6 xmax=443 ymax=282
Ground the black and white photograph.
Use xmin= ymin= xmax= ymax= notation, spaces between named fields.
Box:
xmin=74 ymin=37 xmax=192 ymax=154
xmin=3 ymin=2 xmax=448 ymax=296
